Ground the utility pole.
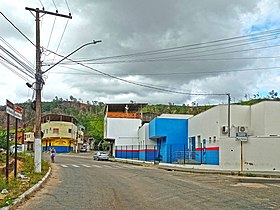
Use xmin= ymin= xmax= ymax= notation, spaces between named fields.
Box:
xmin=227 ymin=93 xmax=231 ymax=137
xmin=25 ymin=7 xmax=72 ymax=173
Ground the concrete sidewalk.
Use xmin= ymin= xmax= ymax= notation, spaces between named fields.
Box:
xmin=113 ymin=158 xmax=280 ymax=178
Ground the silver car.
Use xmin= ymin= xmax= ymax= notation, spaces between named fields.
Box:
xmin=93 ymin=152 xmax=109 ymax=161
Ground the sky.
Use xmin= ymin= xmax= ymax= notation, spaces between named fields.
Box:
xmin=1 ymin=0 xmax=280 ymax=106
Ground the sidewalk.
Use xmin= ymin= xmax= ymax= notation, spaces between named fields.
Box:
xmin=113 ymin=158 xmax=280 ymax=178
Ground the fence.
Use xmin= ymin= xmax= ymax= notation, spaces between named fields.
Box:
xmin=115 ymin=145 xmax=157 ymax=161
xmin=115 ymin=144 xmax=205 ymax=164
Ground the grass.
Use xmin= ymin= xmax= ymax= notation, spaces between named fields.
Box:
xmin=0 ymin=153 xmax=50 ymax=207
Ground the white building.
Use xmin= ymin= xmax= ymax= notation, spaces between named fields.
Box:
xmin=104 ymin=103 xmax=147 ymax=156
xmin=189 ymin=101 xmax=280 ymax=171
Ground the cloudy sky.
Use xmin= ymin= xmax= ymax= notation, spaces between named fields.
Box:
xmin=1 ymin=0 xmax=280 ymax=106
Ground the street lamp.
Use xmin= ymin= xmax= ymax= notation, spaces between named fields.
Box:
xmin=32 ymin=40 xmax=101 ymax=173
xmin=42 ymin=40 xmax=102 ymax=74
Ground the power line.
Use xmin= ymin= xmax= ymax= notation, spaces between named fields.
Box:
xmin=0 ymin=12 xmax=35 ymax=47
xmin=51 ymin=64 xmax=280 ymax=76
xmin=38 ymin=0 xmax=44 ymax=9
xmin=0 ymin=36 xmax=34 ymax=68
xmin=51 ymin=19 xmax=69 ymax=62
xmin=72 ymin=28 xmax=280 ymax=63
xmin=52 ymin=0 xmax=58 ymax=11
xmin=0 ymin=55 xmax=33 ymax=81
xmin=65 ymin=0 xmax=71 ymax=15
xmin=0 ymin=45 xmax=35 ymax=77
xmin=43 ymin=48 xmax=226 ymax=96
xmin=63 ymin=34 xmax=280 ymax=65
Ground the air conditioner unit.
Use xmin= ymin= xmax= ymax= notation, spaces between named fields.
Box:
xmin=221 ymin=126 xmax=228 ymax=134
xmin=238 ymin=126 xmax=248 ymax=133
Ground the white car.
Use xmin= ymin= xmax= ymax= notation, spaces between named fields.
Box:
xmin=10 ymin=145 xmax=24 ymax=154
xmin=93 ymin=152 xmax=109 ymax=161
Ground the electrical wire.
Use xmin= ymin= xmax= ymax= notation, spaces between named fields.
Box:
xmin=0 ymin=55 xmax=33 ymax=81
xmin=43 ymin=48 xmax=226 ymax=96
xmin=61 ymin=34 xmax=280 ymax=65
xmin=51 ymin=19 xmax=69 ymax=63
xmin=52 ymin=0 xmax=58 ymax=11
xmin=65 ymin=0 xmax=71 ymax=14
xmin=0 ymin=46 xmax=35 ymax=78
xmin=38 ymin=0 xmax=44 ymax=9
xmin=0 ymin=12 xmax=35 ymax=47
xmin=0 ymin=36 xmax=34 ymax=68
xmin=51 ymin=64 xmax=280 ymax=76
xmin=72 ymin=28 xmax=280 ymax=63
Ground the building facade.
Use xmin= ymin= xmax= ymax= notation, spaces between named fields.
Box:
xmin=24 ymin=132 xmax=34 ymax=151
xmin=104 ymin=103 xmax=147 ymax=157
xmin=41 ymin=114 xmax=81 ymax=153
xmin=189 ymin=101 xmax=280 ymax=171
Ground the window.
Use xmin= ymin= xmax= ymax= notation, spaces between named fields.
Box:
xmin=53 ymin=128 xmax=59 ymax=134
xmin=197 ymin=135 xmax=201 ymax=147
xmin=68 ymin=129 xmax=72 ymax=133
xmin=213 ymin=136 xmax=216 ymax=143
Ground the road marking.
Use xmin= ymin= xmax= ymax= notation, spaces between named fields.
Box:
xmin=92 ymin=165 xmax=102 ymax=168
xmin=61 ymin=164 xmax=68 ymax=168
xmin=81 ymin=164 xmax=91 ymax=168
xmin=113 ymin=165 xmax=123 ymax=168
xmin=72 ymin=164 xmax=80 ymax=168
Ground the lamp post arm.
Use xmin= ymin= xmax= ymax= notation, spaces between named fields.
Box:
xmin=42 ymin=40 xmax=101 ymax=74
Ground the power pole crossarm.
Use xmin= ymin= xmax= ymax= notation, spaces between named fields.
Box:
xmin=25 ymin=7 xmax=72 ymax=19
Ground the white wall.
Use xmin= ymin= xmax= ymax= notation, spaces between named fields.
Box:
xmin=188 ymin=105 xmax=250 ymax=148
xmin=220 ymin=137 xmax=280 ymax=171
xmin=106 ymin=118 xmax=141 ymax=145
xmin=138 ymin=123 xmax=155 ymax=146
xmin=219 ymin=137 xmax=241 ymax=170
xmin=158 ymin=114 xmax=193 ymax=119
xmin=251 ymin=101 xmax=280 ymax=136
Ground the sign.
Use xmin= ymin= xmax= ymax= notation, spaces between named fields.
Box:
xmin=6 ymin=100 xmax=23 ymax=120
xmin=236 ymin=132 xmax=247 ymax=137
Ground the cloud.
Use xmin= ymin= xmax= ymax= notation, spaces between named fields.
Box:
xmin=1 ymin=0 xmax=280 ymax=106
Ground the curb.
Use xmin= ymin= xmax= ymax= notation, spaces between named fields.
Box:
xmin=157 ymin=166 xmax=280 ymax=178
xmin=2 ymin=167 xmax=52 ymax=210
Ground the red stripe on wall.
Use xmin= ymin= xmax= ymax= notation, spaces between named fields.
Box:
xmin=115 ymin=149 xmax=156 ymax=153
xmin=196 ymin=147 xmax=219 ymax=151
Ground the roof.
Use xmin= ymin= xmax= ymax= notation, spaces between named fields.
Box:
xmin=41 ymin=113 xmax=79 ymax=125
xmin=106 ymin=103 xmax=148 ymax=113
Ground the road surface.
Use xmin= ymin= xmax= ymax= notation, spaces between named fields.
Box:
xmin=15 ymin=153 xmax=280 ymax=210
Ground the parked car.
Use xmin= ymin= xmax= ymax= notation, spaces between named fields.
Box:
xmin=80 ymin=146 xmax=87 ymax=152
xmin=10 ymin=145 xmax=24 ymax=154
xmin=93 ymin=151 xmax=109 ymax=161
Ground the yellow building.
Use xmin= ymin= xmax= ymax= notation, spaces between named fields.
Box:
xmin=41 ymin=114 xmax=83 ymax=153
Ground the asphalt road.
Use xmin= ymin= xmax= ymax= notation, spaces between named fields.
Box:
xmin=15 ymin=153 xmax=280 ymax=210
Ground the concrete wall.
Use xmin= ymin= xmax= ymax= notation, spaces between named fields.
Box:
xmin=158 ymin=114 xmax=193 ymax=119
xmin=106 ymin=118 xmax=141 ymax=145
xmin=138 ymin=123 xmax=155 ymax=146
xmin=220 ymin=137 xmax=280 ymax=171
xmin=251 ymin=101 xmax=280 ymax=136
xmin=189 ymin=105 xmax=251 ymax=147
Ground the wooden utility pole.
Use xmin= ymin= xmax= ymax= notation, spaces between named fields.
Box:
xmin=25 ymin=7 xmax=72 ymax=173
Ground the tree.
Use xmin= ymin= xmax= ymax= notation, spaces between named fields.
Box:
xmin=268 ymin=90 xmax=278 ymax=99
xmin=0 ymin=127 xmax=7 ymax=149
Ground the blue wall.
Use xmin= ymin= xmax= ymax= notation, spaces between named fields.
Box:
xmin=43 ymin=146 xmax=73 ymax=153
xmin=149 ymin=118 xmax=188 ymax=163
